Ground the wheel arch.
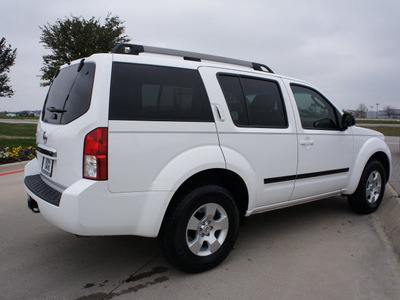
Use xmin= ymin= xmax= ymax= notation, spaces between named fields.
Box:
xmin=347 ymin=154 xmax=388 ymax=214
xmin=158 ymin=168 xmax=249 ymax=236
xmin=345 ymin=144 xmax=391 ymax=196
xmin=368 ymin=151 xmax=390 ymax=183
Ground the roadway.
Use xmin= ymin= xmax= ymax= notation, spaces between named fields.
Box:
xmin=358 ymin=123 xmax=400 ymax=127
xmin=1 ymin=125 xmax=399 ymax=299
xmin=1 ymin=171 xmax=400 ymax=299
xmin=386 ymin=136 xmax=400 ymax=192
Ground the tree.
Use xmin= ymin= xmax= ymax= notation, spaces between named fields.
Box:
xmin=39 ymin=14 xmax=130 ymax=86
xmin=0 ymin=37 xmax=17 ymax=97
xmin=355 ymin=103 xmax=368 ymax=118
xmin=383 ymin=105 xmax=396 ymax=119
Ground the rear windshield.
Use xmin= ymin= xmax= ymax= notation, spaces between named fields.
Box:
xmin=109 ymin=63 xmax=213 ymax=122
xmin=42 ymin=62 xmax=95 ymax=124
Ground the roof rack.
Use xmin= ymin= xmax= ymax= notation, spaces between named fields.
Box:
xmin=112 ymin=43 xmax=274 ymax=73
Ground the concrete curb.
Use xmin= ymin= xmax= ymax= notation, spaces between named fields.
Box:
xmin=0 ymin=161 xmax=29 ymax=174
xmin=374 ymin=184 xmax=400 ymax=260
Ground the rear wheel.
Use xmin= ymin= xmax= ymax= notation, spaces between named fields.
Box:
xmin=348 ymin=160 xmax=386 ymax=214
xmin=158 ymin=185 xmax=240 ymax=273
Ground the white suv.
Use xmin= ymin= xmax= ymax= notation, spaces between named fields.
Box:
xmin=25 ymin=44 xmax=391 ymax=273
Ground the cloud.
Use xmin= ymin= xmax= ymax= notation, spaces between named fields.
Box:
xmin=1 ymin=0 xmax=399 ymax=112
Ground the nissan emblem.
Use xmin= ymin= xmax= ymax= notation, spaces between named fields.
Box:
xmin=43 ymin=131 xmax=48 ymax=144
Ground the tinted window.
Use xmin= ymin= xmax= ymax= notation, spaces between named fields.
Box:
xmin=217 ymin=76 xmax=249 ymax=126
xmin=291 ymin=84 xmax=339 ymax=130
xmin=218 ymin=74 xmax=287 ymax=128
xmin=109 ymin=63 xmax=213 ymax=122
xmin=42 ymin=63 xmax=95 ymax=124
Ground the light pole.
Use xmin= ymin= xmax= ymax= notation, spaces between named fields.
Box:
xmin=370 ymin=106 xmax=374 ymax=119
xmin=376 ymin=103 xmax=379 ymax=119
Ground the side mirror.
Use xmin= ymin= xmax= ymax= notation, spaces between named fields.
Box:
xmin=341 ymin=113 xmax=356 ymax=131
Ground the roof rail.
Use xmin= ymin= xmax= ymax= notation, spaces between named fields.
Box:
xmin=112 ymin=43 xmax=274 ymax=73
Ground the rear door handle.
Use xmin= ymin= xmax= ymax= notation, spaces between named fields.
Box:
xmin=214 ymin=104 xmax=225 ymax=121
xmin=300 ymin=138 xmax=314 ymax=147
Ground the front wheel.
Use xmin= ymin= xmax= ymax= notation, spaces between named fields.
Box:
xmin=348 ymin=160 xmax=386 ymax=214
xmin=158 ymin=185 xmax=240 ymax=273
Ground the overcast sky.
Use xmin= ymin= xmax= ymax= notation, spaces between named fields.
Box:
xmin=1 ymin=0 xmax=399 ymax=112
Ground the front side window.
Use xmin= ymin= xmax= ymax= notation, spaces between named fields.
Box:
xmin=109 ymin=63 xmax=213 ymax=122
xmin=290 ymin=84 xmax=339 ymax=130
xmin=218 ymin=74 xmax=287 ymax=128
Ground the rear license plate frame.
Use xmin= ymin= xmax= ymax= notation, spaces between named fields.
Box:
xmin=41 ymin=157 xmax=54 ymax=177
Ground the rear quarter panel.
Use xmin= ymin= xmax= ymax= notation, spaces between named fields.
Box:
xmin=107 ymin=121 xmax=224 ymax=192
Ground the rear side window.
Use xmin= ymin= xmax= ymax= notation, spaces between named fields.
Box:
xmin=109 ymin=63 xmax=213 ymax=122
xmin=216 ymin=76 xmax=248 ymax=126
xmin=218 ymin=74 xmax=288 ymax=128
xmin=42 ymin=62 xmax=95 ymax=124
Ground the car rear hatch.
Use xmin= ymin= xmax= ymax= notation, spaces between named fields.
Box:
xmin=35 ymin=59 xmax=98 ymax=190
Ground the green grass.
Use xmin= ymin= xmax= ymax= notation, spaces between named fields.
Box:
xmin=358 ymin=126 xmax=400 ymax=137
xmin=0 ymin=123 xmax=37 ymax=148
xmin=0 ymin=138 xmax=36 ymax=148
xmin=0 ymin=123 xmax=37 ymax=137
xmin=356 ymin=119 xmax=400 ymax=124
xmin=0 ymin=121 xmax=397 ymax=151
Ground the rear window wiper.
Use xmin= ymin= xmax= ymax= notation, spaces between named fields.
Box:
xmin=47 ymin=106 xmax=67 ymax=113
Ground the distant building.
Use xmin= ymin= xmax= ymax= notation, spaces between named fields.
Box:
xmin=366 ymin=109 xmax=400 ymax=119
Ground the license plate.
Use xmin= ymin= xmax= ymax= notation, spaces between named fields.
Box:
xmin=41 ymin=157 xmax=54 ymax=177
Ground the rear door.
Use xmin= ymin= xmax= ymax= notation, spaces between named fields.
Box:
xmin=199 ymin=67 xmax=298 ymax=209
xmin=107 ymin=62 xmax=221 ymax=192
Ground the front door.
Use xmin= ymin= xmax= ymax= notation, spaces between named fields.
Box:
xmin=285 ymin=81 xmax=354 ymax=200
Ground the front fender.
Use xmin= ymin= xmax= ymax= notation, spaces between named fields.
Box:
xmin=345 ymin=136 xmax=391 ymax=195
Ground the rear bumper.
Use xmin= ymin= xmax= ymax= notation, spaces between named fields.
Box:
xmin=25 ymin=174 xmax=62 ymax=206
xmin=24 ymin=159 xmax=173 ymax=237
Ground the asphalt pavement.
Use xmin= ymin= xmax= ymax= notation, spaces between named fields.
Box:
xmin=1 ymin=134 xmax=399 ymax=299
xmin=385 ymin=136 xmax=400 ymax=192
xmin=358 ymin=123 xmax=400 ymax=127
xmin=1 ymin=166 xmax=400 ymax=299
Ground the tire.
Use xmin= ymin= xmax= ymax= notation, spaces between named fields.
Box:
xmin=158 ymin=185 xmax=240 ymax=273
xmin=348 ymin=160 xmax=386 ymax=214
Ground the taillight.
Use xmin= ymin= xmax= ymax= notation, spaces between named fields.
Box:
xmin=83 ymin=127 xmax=108 ymax=180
